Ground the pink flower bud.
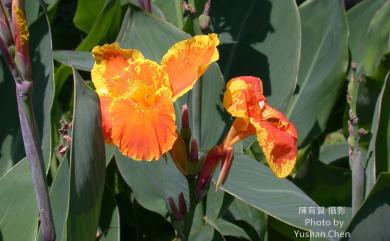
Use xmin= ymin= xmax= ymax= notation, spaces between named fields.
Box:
xmin=11 ymin=0 xmax=32 ymax=82
xmin=181 ymin=104 xmax=189 ymax=130
xmin=178 ymin=192 xmax=187 ymax=217
xmin=216 ymin=147 xmax=234 ymax=188
xmin=190 ymin=139 xmax=198 ymax=163
xmin=167 ymin=196 xmax=181 ymax=221
xmin=195 ymin=145 xmax=224 ymax=201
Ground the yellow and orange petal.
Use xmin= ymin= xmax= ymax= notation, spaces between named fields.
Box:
xmin=99 ymin=95 xmax=113 ymax=143
xmin=223 ymin=118 xmax=256 ymax=148
xmin=109 ymin=59 xmax=176 ymax=160
xmin=110 ymin=96 xmax=177 ymax=161
xmin=251 ymin=116 xmax=297 ymax=178
xmin=223 ymin=76 xmax=298 ymax=177
xmin=12 ymin=3 xmax=29 ymax=47
xmin=260 ymin=104 xmax=298 ymax=139
xmin=250 ymin=103 xmax=297 ymax=178
xmin=161 ymin=33 xmax=220 ymax=101
xmin=91 ymin=43 xmax=144 ymax=97
xmin=223 ymin=76 xmax=265 ymax=127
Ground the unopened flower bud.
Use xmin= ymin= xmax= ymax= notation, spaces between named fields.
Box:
xmin=168 ymin=192 xmax=187 ymax=222
xmin=178 ymin=193 xmax=187 ymax=217
xmin=181 ymin=104 xmax=189 ymax=130
xmin=167 ymin=197 xmax=181 ymax=221
xmin=183 ymin=2 xmax=196 ymax=15
xmin=348 ymin=110 xmax=358 ymax=125
xmin=199 ymin=14 xmax=210 ymax=32
xmin=12 ymin=0 xmax=29 ymax=51
xmin=351 ymin=62 xmax=357 ymax=71
xmin=137 ymin=0 xmax=152 ymax=12
xmin=11 ymin=0 xmax=32 ymax=82
xmin=347 ymin=136 xmax=355 ymax=148
xmin=358 ymin=128 xmax=368 ymax=136
xmin=190 ymin=139 xmax=198 ymax=163
xmin=216 ymin=147 xmax=234 ymax=188
xmin=180 ymin=104 xmax=191 ymax=146
xmin=195 ymin=145 xmax=224 ymax=201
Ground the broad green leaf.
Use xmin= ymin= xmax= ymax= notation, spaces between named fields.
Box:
xmin=152 ymin=0 xmax=184 ymax=28
xmin=211 ymin=0 xmax=301 ymax=111
xmin=228 ymin=198 xmax=267 ymax=240
xmin=26 ymin=0 xmax=40 ymax=25
xmin=189 ymin=225 xmax=215 ymax=241
xmin=105 ymin=144 xmax=115 ymax=166
xmin=55 ymin=0 xmax=121 ymax=94
xmin=361 ymin=2 xmax=390 ymax=77
xmin=206 ymin=183 xmax=226 ymax=220
xmin=0 ymin=160 xmax=38 ymax=241
xmin=43 ymin=0 xmax=60 ymax=10
xmin=30 ymin=14 xmax=55 ymax=170
xmin=219 ymin=154 xmax=337 ymax=240
xmin=77 ymin=0 xmax=121 ymax=51
xmin=347 ymin=0 xmax=388 ymax=66
xmin=66 ymin=70 xmax=106 ymax=241
xmin=319 ymin=143 xmax=349 ymax=165
xmin=199 ymin=64 xmax=228 ymax=149
xmin=73 ymin=0 xmax=106 ymax=33
xmin=39 ymin=157 xmax=70 ymax=241
xmin=115 ymin=150 xmax=188 ymax=216
xmin=365 ymin=73 xmax=390 ymax=193
xmin=46 ymin=157 xmax=117 ymax=241
xmin=342 ymin=173 xmax=390 ymax=241
xmin=287 ymin=0 xmax=349 ymax=146
xmin=99 ymin=186 xmax=120 ymax=241
xmin=116 ymin=5 xmax=228 ymax=150
xmin=117 ymin=6 xmax=187 ymax=61
xmin=0 ymin=61 xmax=24 ymax=176
xmin=208 ymin=218 xmax=250 ymax=240
xmin=53 ymin=50 xmax=93 ymax=72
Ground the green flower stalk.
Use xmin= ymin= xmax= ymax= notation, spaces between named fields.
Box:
xmin=347 ymin=63 xmax=365 ymax=215
xmin=0 ymin=0 xmax=55 ymax=240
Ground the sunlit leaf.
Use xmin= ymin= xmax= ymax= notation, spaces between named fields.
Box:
xmin=286 ymin=0 xmax=348 ymax=146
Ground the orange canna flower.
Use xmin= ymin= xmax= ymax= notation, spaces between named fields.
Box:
xmin=91 ymin=34 xmax=219 ymax=161
xmin=223 ymin=76 xmax=298 ymax=178
xmin=195 ymin=76 xmax=297 ymax=196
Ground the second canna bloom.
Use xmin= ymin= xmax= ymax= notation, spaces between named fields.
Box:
xmin=195 ymin=76 xmax=298 ymax=198
xmin=223 ymin=76 xmax=298 ymax=178
xmin=91 ymin=34 xmax=219 ymax=161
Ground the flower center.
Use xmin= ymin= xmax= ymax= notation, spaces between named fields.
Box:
xmin=130 ymin=86 xmax=157 ymax=108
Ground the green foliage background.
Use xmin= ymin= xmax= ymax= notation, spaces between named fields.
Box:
xmin=0 ymin=0 xmax=390 ymax=240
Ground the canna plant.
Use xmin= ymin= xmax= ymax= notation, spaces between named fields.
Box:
xmin=89 ymin=36 xmax=298 ymax=239
xmin=0 ymin=0 xmax=389 ymax=241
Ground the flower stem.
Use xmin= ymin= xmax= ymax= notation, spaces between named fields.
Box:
xmin=182 ymin=177 xmax=197 ymax=241
xmin=16 ymin=86 xmax=55 ymax=241
xmin=347 ymin=64 xmax=365 ymax=215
